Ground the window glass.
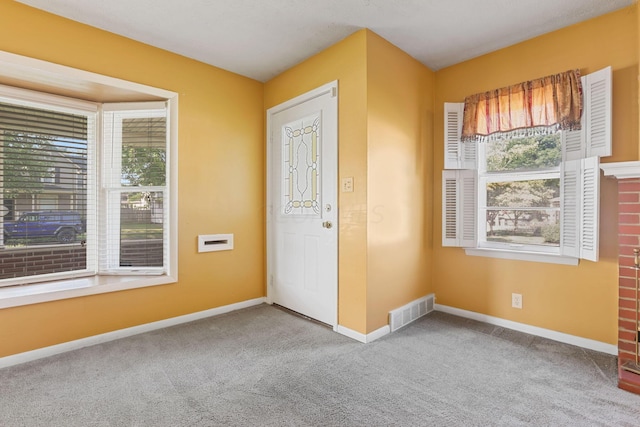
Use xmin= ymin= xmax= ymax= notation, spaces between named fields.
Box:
xmin=485 ymin=134 xmax=561 ymax=172
xmin=1 ymin=97 xmax=170 ymax=286
xmin=101 ymin=105 xmax=167 ymax=274
xmin=479 ymin=132 xmax=561 ymax=252
xmin=0 ymin=101 xmax=90 ymax=281
xmin=119 ymin=191 xmax=164 ymax=267
xmin=121 ymin=117 xmax=166 ymax=187
xmin=485 ymin=178 xmax=560 ymax=247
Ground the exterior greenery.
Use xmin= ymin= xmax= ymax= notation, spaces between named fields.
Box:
xmin=483 ymin=133 xmax=561 ymax=246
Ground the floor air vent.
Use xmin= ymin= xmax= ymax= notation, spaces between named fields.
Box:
xmin=389 ymin=294 xmax=434 ymax=332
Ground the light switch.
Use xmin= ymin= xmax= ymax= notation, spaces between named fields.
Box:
xmin=341 ymin=177 xmax=354 ymax=192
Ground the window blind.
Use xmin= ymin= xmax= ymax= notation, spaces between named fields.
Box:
xmin=0 ymin=100 xmax=94 ymax=283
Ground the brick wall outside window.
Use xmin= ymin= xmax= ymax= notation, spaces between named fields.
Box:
xmin=0 ymin=240 xmax=163 ymax=281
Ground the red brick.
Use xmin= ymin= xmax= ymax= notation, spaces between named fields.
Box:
xmin=619 ymin=246 xmax=640 ymax=257
xmin=619 ymin=225 xmax=640 ymax=235
xmin=620 ymin=193 xmax=640 ymax=203
xmin=619 ymin=340 xmax=638 ymax=353
xmin=619 ymin=333 xmax=638 ymax=344
xmin=619 ymin=369 xmax=640 ymax=393
xmin=619 ymin=180 xmax=640 ymax=192
xmin=619 ymin=256 xmax=640 ymax=268
xmin=620 ymin=307 xmax=637 ymax=320
xmin=619 ymin=330 xmax=638 ymax=342
xmin=619 ymin=298 xmax=639 ymax=310
xmin=619 ymin=266 xmax=638 ymax=279
xmin=1 ymin=267 xmax=26 ymax=274
xmin=619 ymin=262 xmax=636 ymax=272
xmin=620 ymin=277 xmax=638 ymax=289
xmin=620 ymin=287 xmax=639 ymax=299
xmin=619 ymin=318 xmax=640 ymax=332
xmin=619 ymin=322 xmax=639 ymax=333
xmin=619 ymin=214 xmax=640 ymax=225
xmin=619 ymin=235 xmax=640 ymax=246
xmin=619 ymin=203 xmax=640 ymax=214
xmin=619 ymin=381 xmax=640 ymax=395
xmin=619 ymin=350 xmax=638 ymax=360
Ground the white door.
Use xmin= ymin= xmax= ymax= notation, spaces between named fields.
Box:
xmin=267 ymin=81 xmax=338 ymax=327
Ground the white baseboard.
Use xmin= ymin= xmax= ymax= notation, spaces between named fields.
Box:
xmin=336 ymin=324 xmax=390 ymax=343
xmin=435 ymin=304 xmax=618 ymax=355
xmin=0 ymin=297 xmax=266 ymax=369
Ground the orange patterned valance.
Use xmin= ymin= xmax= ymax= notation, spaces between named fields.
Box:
xmin=461 ymin=69 xmax=583 ymax=142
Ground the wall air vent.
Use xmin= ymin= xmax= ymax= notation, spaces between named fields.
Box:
xmin=198 ymin=234 xmax=234 ymax=252
xmin=389 ymin=294 xmax=435 ymax=332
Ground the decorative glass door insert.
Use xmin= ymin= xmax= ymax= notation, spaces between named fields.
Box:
xmin=282 ymin=113 xmax=321 ymax=216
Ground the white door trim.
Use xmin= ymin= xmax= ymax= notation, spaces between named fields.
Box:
xmin=266 ymin=80 xmax=338 ymax=328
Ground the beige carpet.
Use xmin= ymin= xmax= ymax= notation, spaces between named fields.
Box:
xmin=1 ymin=304 xmax=640 ymax=426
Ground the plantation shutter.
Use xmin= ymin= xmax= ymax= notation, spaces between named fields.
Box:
xmin=560 ymin=67 xmax=609 ymax=261
xmin=562 ymin=67 xmax=612 ymax=161
xmin=560 ymin=159 xmax=580 ymax=258
xmin=560 ymin=157 xmax=600 ymax=261
xmin=101 ymin=101 xmax=168 ymax=274
xmin=442 ymin=170 xmax=458 ymax=246
xmin=444 ymin=103 xmax=476 ymax=170
xmin=444 ymin=103 xmax=462 ymax=169
xmin=580 ymin=156 xmax=600 ymax=261
xmin=584 ymin=67 xmax=612 ymax=158
xmin=0 ymin=91 xmax=97 ymax=285
xmin=442 ymin=169 xmax=476 ymax=247
xmin=561 ymin=129 xmax=583 ymax=162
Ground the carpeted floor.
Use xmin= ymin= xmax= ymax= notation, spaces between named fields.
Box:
xmin=1 ymin=304 xmax=640 ymax=426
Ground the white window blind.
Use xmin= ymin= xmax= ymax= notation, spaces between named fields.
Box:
xmin=101 ymin=102 xmax=168 ymax=274
xmin=0 ymin=93 xmax=97 ymax=285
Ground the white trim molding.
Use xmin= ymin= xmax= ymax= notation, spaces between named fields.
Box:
xmin=336 ymin=324 xmax=390 ymax=344
xmin=0 ymin=297 xmax=266 ymax=369
xmin=465 ymin=248 xmax=579 ymax=266
xmin=600 ymin=161 xmax=640 ymax=179
xmin=435 ymin=304 xmax=617 ymax=355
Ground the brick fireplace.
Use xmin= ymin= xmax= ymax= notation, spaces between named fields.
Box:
xmin=602 ymin=162 xmax=640 ymax=395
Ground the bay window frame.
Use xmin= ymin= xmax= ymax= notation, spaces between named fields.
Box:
xmin=0 ymin=50 xmax=178 ymax=309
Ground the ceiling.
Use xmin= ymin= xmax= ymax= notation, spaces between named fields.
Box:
xmin=16 ymin=0 xmax=636 ymax=82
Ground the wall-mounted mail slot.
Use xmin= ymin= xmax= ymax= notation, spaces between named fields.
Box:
xmin=198 ymin=234 xmax=234 ymax=253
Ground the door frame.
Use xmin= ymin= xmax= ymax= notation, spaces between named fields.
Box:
xmin=265 ymin=80 xmax=338 ymax=328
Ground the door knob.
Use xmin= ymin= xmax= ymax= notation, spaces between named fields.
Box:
xmin=322 ymin=221 xmax=333 ymax=229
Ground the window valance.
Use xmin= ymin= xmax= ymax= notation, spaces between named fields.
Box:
xmin=461 ymin=69 xmax=583 ymax=142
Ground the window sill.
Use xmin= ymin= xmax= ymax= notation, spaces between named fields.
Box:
xmin=465 ymin=248 xmax=579 ymax=265
xmin=0 ymin=274 xmax=176 ymax=309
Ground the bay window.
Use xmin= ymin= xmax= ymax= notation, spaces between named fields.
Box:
xmin=0 ymin=88 xmax=171 ymax=286
xmin=0 ymin=50 xmax=177 ymax=308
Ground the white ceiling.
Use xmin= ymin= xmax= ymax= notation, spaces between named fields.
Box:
xmin=16 ymin=0 xmax=636 ymax=82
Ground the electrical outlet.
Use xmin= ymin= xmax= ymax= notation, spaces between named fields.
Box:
xmin=512 ymin=293 xmax=523 ymax=309
xmin=341 ymin=177 xmax=354 ymax=192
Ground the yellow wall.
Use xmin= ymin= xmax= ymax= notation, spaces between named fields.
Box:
xmin=265 ymin=30 xmax=370 ymax=333
xmin=0 ymin=1 xmax=265 ymax=357
xmin=366 ymin=32 xmax=435 ymax=331
xmin=265 ymin=30 xmax=435 ymax=334
xmin=433 ymin=6 xmax=638 ymax=344
xmin=0 ymin=0 xmax=636 ymax=356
